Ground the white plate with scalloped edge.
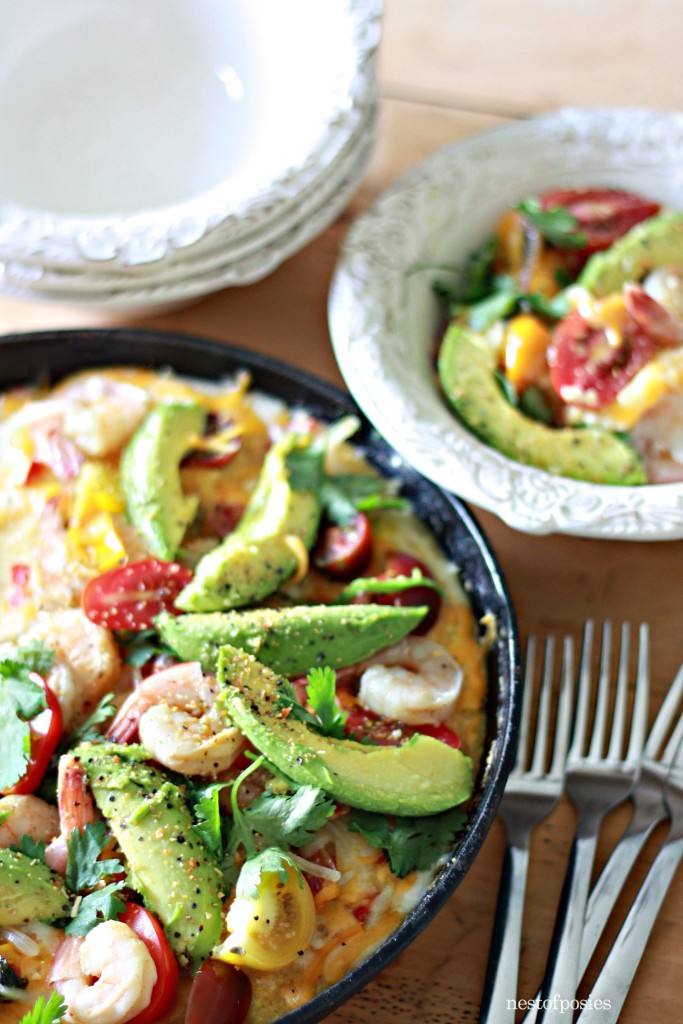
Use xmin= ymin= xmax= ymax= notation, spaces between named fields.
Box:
xmin=328 ymin=106 xmax=683 ymax=541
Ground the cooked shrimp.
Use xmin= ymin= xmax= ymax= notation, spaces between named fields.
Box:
xmin=44 ymin=755 xmax=96 ymax=876
xmin=0 ymin=795 xmax=60 ymax=849
xmin=19 ymin=609 xmax=121 ymax=728
xmin=50 ymin=922 xmax=157 ymax=1024
xmin=358 ymin=637 xmax=464 ymax=726
xmin=53 ymin=375 xmax=151 ymax=458
xmin=108 ymin=661 xmax=243 ymax=776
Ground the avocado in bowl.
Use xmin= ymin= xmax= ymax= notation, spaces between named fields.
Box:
xmin=329 ymin=107 xmax=683 ymax=539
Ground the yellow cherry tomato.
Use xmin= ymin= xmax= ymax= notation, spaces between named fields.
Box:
xmin=503 ymin=314 xmax=552 ymax=391
xmin=215 ymin=861 xmax=315 ymax=971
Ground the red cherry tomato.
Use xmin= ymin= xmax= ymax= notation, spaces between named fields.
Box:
xmin=313 ymin=512 xmax=373 ymax=580
xmin=119 ymin=903 xmax=179 ymax=1024
xmin=185 ymin=958 xmax=252 ymax=1024
xmin=548 ymin=309 xmax=659 ymax=408
xmin=5 ymin=675 xmax=63 ymax=796
xmin=360 ymin=551 xmax=442 ymax=634
xmin=82 ymin=558 xmax=193 ymax=631
xmin=539 ymin=188 xmax=660 ymax=253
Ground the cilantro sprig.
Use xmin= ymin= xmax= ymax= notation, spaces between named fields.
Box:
xmin=286 ymin=420 xmax=406 ymax=526
xmin=65 ymin=821 xmax=124 ymax=893
xmin=0 ymin=652 xmax=51 ymax=791
xmin=348 ymin=805 xmax=468 ymax=878
xmin=224 ymin=756 xmax=336 ymax=893
xmin=19 ymin=993 xmax=66 ymax=1024
xmin=515 ymin=197 xmax=587 ymax=249
xmin=275 ymin=667 xmax=348 ymax=740
xmin=336 ymin=567 xmax=441 ymax=604
xmin=62 ymin=821 xmax=127 ymax=936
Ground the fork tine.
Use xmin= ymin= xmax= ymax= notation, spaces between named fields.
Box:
xmin=605 ymin=622 xmax=630 ymax=761
xmin=549 ymin=636 xmax=575 ymax=777
xmin=568 ymin=619 xmax=595 ymax=759
xmin=529 ymin=636 xmax=555 ymax=776
xmin=624 ymin=623 xmax=650 ymax=762
xmin=588 ymin=621 xmax=614 ymax=760
xmin=644 ymin=658 xmax=683 ymax=760
xmin=511 ymin=634 xmax=537 ymax=776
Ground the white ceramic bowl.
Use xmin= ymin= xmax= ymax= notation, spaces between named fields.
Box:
xmin=0 ymin=0 xmax=381 ymax=268
xmin=329 ymin=107 xmax=683 ymax=541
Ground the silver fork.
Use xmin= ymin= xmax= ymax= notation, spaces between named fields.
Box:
xmin=479 ymin=634 xmax=575 ymax=1024
xmin=576 ymin=686 xmax=683 ymax=1022
xmin=521 ymin=650 xmax=683 ymax=1024
xmin=533 ymin=621 xmax=650 ymax=1024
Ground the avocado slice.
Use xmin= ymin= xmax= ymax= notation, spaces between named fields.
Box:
xmin=438 ymin=322 xmax=646 ymax=485
xmin=176 ymin=433 xmax=321 ymax=612
xmin=0 ymin=848 xmax=70 ymax=927
xmin=74 ymin=742 xmax=223 ymax=963
xmin=217 ymin=645 xmax=474 ymax=816
xmin=579 ymin=211 xmax=683 ymax=296
xmin=156 ymin=603 xmax=427 ymax=676
xmin=121 ymin=402 xmax=206 ymax=560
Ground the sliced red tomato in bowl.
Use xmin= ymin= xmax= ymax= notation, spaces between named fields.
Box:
xmin=118 ymin=903 xmax=179 ymax=1024
xmin=5 ymin=675 xmax=63 ymax=796
xmin=82 ymin=558 xmax=193 ymax=631
xmin=539 ymin=187 xmax=661 ymax=253
xmin=548 ymin=308 xmax=660 ymax=409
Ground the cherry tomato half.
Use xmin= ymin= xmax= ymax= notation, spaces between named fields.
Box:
xmin=539 ymin=188 xmax=660 ymax=253
xmin=82 ymin=558 xmax=193 ymax=631
xmin=119 ymin=903 xmax=179 ymax=1024
xmin=548 ymin=309 xmax=659 ymax=408
xmin=185 ymin=958 xmax=252 ymax=1024
xmin=5 ymin=675 xmax=63 ymax=796
xmin=313 ymin=512 xmax=372 ymax=580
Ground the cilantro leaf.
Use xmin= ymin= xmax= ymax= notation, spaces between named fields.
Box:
xmin=348 ymin=806 xmax=469 ymax=878
xmin=65 ymin=881 xmax=127 ymax=936
xmin=285 ymin=436 xmax=325 ymax=494
xmin=0 ymin=659 xmax=48 ymax=791
xmin=63 ymin=693 xmax=117 ymax=747
xmin=11 ymin=835 xmax=47 ymax=863
xmin=336 ymin=568 xmax=441 ymax=604
xmin=65 ymin=821 xmax=124 ymax=892
xmin=468 ymin=284 xmax=519 ymax=331
xmin=240 ymin=785 xmax=336 ymax=849
xmin=320 ymin=475 xmax=406 ymax=526
xmin=516 ymin=198 xmax=587 ymax=249
xmin=274 ymin=680 xmax=320 ymax=730
xmin=235 ymin=847 xmax=302 ymax=901
xmin=115 ymin=629 xmax=174 ymax=669
xmin=432 ymin=236 xmax=497 ymax=307
xmin=191 ymin=781 xmax=231 ymax=859
xmin=306 ymin=667 xmax=347 ymax=739
xmin=13 ymin=641 xmax=55 ymax=678
xmin=285 ymin=423 xmax=405 ymax=527
xmin=19 ymin=992 xmax=66 ymax=1024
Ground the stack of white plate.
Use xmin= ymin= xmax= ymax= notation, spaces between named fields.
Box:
xmin=0 ymin=0 xmax=381 ymax=316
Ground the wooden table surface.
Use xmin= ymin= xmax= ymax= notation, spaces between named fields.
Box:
xmin=2 ymin=2 xmax=683 ymax=1020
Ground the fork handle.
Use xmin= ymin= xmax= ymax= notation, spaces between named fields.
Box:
xmin=479 ymin=841 xmax=529 ymax=1024
xmin=534 ymin=832 xmax=598 ymax=1024
xmin=519 ymin=814 xmax=658 ymax=1024
xmin=576 ymin=833 xmax=683 ymax=1023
